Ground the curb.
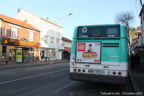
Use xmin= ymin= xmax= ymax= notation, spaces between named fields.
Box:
xmin=128 ymin=70 xmax=143 ymax=96
xmin=0 ymin=60 xmax=69 ymax=70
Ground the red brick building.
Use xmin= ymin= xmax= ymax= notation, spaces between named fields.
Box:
xmin=0 ymin=14 xmax=40 ymax=63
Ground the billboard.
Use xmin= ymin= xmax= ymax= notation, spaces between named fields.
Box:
xmin=16 ymin=49 xmax=22 ymax=62
xmin=76 ymin=42 xmax=101 ymax=63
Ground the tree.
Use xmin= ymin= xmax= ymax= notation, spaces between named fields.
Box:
xmin=115 ymin=12 xmax=134 ymax=37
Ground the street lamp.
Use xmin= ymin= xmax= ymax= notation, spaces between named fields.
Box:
xmin=58 ymin=12 xmax=73 ymax=20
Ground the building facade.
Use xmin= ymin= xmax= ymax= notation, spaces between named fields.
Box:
xmin=62 ymin=37 xmax=72 ymax=60
xmin=15 ymin=9 xmax=63 ymax=60
xmin=133 ymin=5 xmax=144 ymax=66
xmin=0 ymin=14 xmax=40 ymax=63
xmin=139 ymin=6 xmax=144 ymax=46
xmin=135 ymin=27 xmax=141 ymax=47
xmin=130 ymin=27 xmax=140 ymax=53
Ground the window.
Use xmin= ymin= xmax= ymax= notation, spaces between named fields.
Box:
xmin=50 ymin=37 xmax=54 ymax=44
xmin=56 ymin=31 xmax=59 ymax=35
xmin=62 ymin=42 xmax=65 ymax=46
xmin=1 ymin=26 xmax=7 ymax=37
xmin=57 ymin=38 xmax=60 ymax=45
xmin=29 ymin=31 xmax=34 ymax=41
xmin=11 ymin=27 xmax=18 ymax=39
xmin=2 ymin=46 xmax=6 ymax=59
xmin=48 ymin=49 xmax=56 ymax=58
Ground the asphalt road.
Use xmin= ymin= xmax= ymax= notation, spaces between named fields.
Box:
xmin=0 ymin=63 xmax=133 ymax=96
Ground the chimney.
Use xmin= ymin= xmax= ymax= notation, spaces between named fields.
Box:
xmin=46 ymin=17 xmax=49 ymax=21
xmin=18 ymin=8 xmax=21 ymax=13
xmin=24 ymin=19 xmax=27 ymax=22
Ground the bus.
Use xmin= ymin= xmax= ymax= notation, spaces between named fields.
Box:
xmin=69 ymin=24 xmax=128 ymax=84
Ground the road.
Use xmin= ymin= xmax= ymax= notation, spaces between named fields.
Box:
xmin=0 ymin=63 xmax=133 ymax=96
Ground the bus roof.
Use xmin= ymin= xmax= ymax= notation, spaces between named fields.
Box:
xmin=77 ymin=24 xmax=124 ymax=28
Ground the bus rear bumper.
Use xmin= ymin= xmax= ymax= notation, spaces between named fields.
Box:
xmin=69 ymin=73 xmax=127 ymax=84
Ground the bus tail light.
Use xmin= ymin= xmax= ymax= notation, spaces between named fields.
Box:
xmin=82 ymin=69 xmax=85 ymax=72
xmin=113 ymin=72 xmax=116 ymax=75
xmin=118 ymin=72 xmax=121 ymax=76
xmin=78 ymin=69 xmax=81 ymax=72
xmin=73 ymin=69 xmax=76 ymax=72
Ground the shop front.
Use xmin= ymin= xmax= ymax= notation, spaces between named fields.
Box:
xmin=1 ymin=38 xmax=40 ymax=63
xmin=22 ymin=47 xmax=34 ymax=62
xmin=62 ymin=47 xmax=71 ymax=60
xmin=0 ymin=45 xmax=9 ymax=63
xmin=133 ymin=46 xmax=144 ymax=67
xmin=40 ymin=48 xmax=57 ymax=60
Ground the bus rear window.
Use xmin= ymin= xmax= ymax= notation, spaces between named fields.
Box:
xmin=77 ymin=25 xmax=120 ymax=38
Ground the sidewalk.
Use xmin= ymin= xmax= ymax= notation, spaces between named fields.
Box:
xmin=129 ymin=66 xmax=144 ymax=96
xmin=0 ymin=60 xmax=69 ymax=69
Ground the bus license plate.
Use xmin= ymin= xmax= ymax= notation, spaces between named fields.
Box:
xmin=95 ymin=70 xmax=105 ymax=74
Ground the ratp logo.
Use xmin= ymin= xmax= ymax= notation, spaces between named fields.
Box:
xmin=82 ymin=27 xmax=87 ymax=33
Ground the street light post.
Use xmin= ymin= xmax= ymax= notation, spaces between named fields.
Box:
xmin=58 ymin=12 xmax=73 ymax=20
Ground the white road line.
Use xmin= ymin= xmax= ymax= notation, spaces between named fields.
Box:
xmin=54 ymin=82 xmax=76 ymax=93
xmin=0 ymin=69 xmax=67 ymax=85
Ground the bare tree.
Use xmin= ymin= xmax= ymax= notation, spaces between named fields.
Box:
xmin=115 ymin=12 xmax=134 ymax=37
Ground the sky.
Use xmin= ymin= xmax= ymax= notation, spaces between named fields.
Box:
xmin=0 ymin=0 xmax=143 ymax=40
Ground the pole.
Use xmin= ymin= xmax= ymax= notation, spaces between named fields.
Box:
xmin=140 ymin=0 xmax=143 ymax=7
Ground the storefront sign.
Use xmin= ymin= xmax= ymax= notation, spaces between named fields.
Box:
xmin=9 ymin=46 xmax=15 ymax=49
xmin=1 ymin=38 xmax=40 ymax=47
xmin=16 ymin=49 xmax=22 ymax=62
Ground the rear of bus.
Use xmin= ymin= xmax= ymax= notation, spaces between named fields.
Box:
xmin=69 ymin=24 xmax=128 ymax=84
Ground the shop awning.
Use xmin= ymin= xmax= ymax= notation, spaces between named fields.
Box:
xmin=1 ymin=38 xmax=40 ymax=48
xmin=64 ymin=47 xmax=71 ymax=53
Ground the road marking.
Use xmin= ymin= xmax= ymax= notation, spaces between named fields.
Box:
xmin=0 ymin=69 xmax=67 ymax=85
xmin=54 ymin=82 xmax=76 ymax=93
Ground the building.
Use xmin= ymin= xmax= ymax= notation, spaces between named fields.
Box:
xmin=0 ymin=14 xmax=40 ymax=63
xmin=130 ymin=27 xmax=140 ymax=53
xmin=139 ymin=5 xmax=144 ymax=47
xmin=15 ymin=9 xmax=63 ymax=60
xmin=133 ymin=5 xmax=144 ymax=66
xmin=129 ymin=28 xmax=137 ymax=44
xmin=135 ymin=27 xmax=141 ymax=47
xmin=62 ymin=37 xmax=72 ymax=60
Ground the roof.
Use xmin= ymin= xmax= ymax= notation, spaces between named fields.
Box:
xmin=137 ymin=26 xmax=141 ymax=30
xmin=62 ymin=37 xmax=72 ymax=42
xmin=41 ymin=18 xmax=62 ymax=28
xmin=136 ymin=26 xmax=141 ymax=35
xmin=18 ymin=9 xmax=62 ymax=28
xmin=0 ymin=14 xmax=40 ymax=32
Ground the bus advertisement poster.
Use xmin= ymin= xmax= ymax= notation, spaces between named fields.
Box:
xmin=76 ymin=42 xmax=101 ymax=63
xmin=16 ymin=49 xmax=22 ymax=62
